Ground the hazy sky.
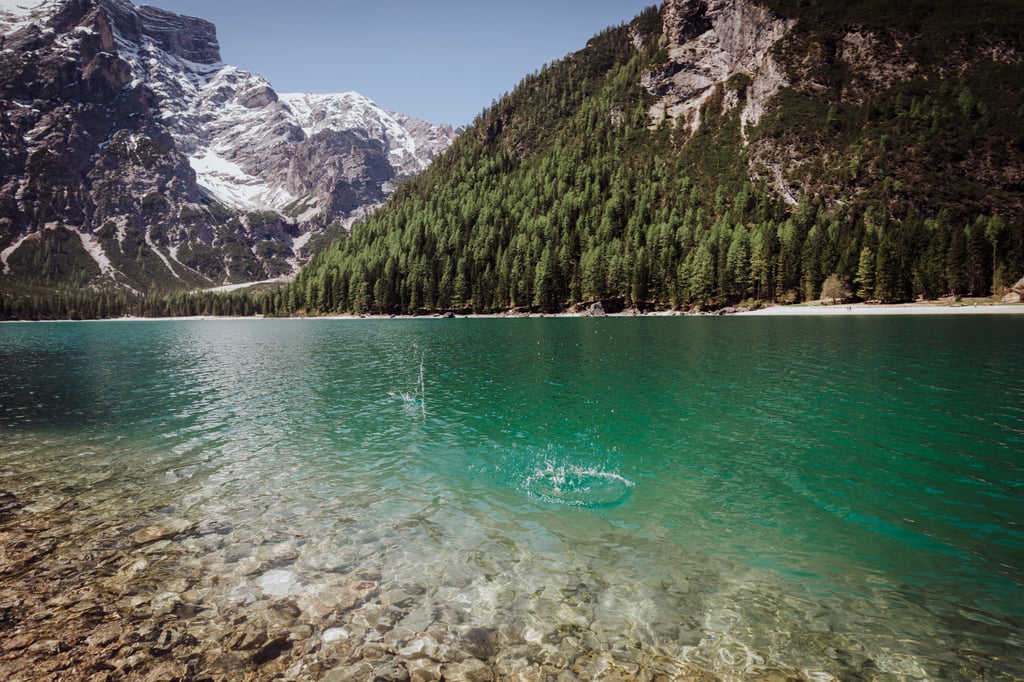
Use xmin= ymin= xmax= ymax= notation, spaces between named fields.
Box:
xmin=148 ymin=1 xmax=658 ymax=126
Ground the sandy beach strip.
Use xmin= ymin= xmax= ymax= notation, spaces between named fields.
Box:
xmin=737 ymin=302 xmax=1024 ymax=316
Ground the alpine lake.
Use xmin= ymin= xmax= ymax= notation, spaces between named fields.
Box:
xmin=1 ymin=315 xmax=1022 ymax=681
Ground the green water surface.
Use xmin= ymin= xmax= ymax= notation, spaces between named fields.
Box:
xmin=1 ymin=316 xmax=1022 ymax=678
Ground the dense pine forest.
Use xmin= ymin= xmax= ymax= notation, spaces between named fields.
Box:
xmin=3 ymin=0 xmax=1023 ymax=320
xmin=0 ymin=286 xmax=260 ymax=321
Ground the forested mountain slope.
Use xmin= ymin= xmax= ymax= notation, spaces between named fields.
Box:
xmin=276 ymin=0 xmax=1024 ymax=315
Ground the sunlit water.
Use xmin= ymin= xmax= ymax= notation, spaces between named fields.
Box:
xmin=2 ymin=317 xmax=1023 ymax=679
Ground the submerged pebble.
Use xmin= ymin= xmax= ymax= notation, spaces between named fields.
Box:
xmin=129 ymin=517 xmax=194 ymax=545
xmin=257 ymin=569 xmax=298 ymax=598
xmin=0 ymin=485 xmax=985 ymax=682
xmin=322 ymin=627 xmax=349 ymax=643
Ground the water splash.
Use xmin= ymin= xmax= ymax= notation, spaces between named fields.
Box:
xmin=393 ymin=354 xmax=426 ymax=422
xmin=523 ymin=461 xmax=634 ymax=508
xmin=418 ymin=356 xmax=426 ymax=422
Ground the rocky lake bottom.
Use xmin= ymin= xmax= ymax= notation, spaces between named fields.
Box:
xmin=0 ymin=482 xmax=801 ymax=682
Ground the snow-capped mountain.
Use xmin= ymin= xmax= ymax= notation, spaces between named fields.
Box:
xmin=0 ymin=0 xmax=457 ymax=291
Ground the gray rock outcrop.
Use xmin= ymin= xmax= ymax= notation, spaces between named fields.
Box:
xmin=643 ymin=0 xmax=795 ymax=133
xmin=1003 ymin=276 xmax=1024 ymax=303
xmin=0 ymin=0 xmax=458 ymax=291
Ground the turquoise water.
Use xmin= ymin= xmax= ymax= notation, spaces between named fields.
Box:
xmin=2 ymin=317 xmax=1023 ymax=679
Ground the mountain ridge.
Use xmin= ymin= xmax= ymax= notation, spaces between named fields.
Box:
xmin=0 ymin=0 xmax=457 ymax=295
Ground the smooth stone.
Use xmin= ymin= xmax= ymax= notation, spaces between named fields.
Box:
xmin=398 ymin=635 xmax=439 ymax=660
xmin=234 ymin=556 xmax=262 ymax=576
xmin=257 ymin=569 xmax=297 ymax=598
xmin=371 ymin=661 xmax=411 ymax=681
xmin=322 ymin=627 xmax=349 ymax=644
xmin=443 ymin=658 xmax=494 ymax=682
xmin=407 ymin=658 xmax=443 ymax=681
xmin=150 ymin=592 xmax=182 ymax=617
xmin=27 ymin=639 xmax=65 ymax=655
xmin=129 ymin=518 xmax=193 ymax=545
xmin=322 ymin=662 xmax=374 ymax=681
xmin=257 ymin=541 xmax=299 ymax=564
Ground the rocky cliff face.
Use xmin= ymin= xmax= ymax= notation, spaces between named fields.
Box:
xmin=644 ymin=0 xmax=1024 ymax=212
xmin=641 ymin=0 xmax=798 ymax=202
xmin=0 ymin=0 xmax=457 ymax=292
xmin=643 ymin=0 xmax=794 ymax=134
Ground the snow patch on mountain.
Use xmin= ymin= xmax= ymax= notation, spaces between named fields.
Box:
xmin=71 ymin=226 xmax=115 ymax=277
xmin=0 ymin=232 xmax=32 ymax=274
xmin=190 ymin=148 xmax=293 ymax=208
xmin=0 ymin=0 xmax=64 ymax=35
xmin=280 ymin=92 xmax=450 ymax=179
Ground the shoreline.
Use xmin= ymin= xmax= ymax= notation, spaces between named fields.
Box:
xmin=735 ymin=301 xmax=1024 ymax=316
xmin=87 ymin=300 xmax=1024 ymax=319
xmin=2 ymin=301 xmax=1022 ymax=323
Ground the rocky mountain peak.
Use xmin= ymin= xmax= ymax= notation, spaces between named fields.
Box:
xmin=134 ymin=4 xmax=220 ymax=64
xmin=0 ymin=0 xmax=457 ymax=292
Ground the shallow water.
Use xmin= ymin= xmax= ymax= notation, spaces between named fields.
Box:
xmin=1 ymin=317 xmax=1022 ymax=680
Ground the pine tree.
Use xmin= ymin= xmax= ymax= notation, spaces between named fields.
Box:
xmin=855 ymin=246 xmax=875 ymax=300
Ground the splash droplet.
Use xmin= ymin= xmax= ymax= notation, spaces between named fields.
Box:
xmin=524 ymin=463 xmax=634 ymax=508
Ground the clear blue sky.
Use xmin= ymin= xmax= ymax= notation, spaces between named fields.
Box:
xmin=147 ymin=1 xmax=658 ymax=126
